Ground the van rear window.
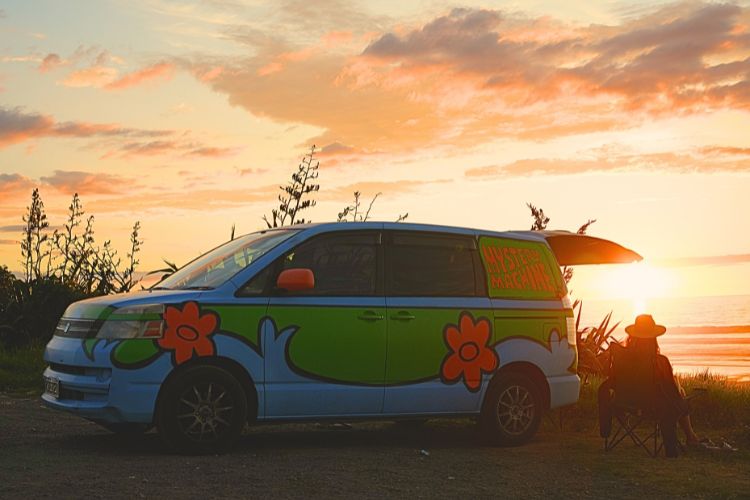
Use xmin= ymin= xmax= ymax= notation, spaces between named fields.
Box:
xmin=478 ymin=236 xmax=562 ymax=299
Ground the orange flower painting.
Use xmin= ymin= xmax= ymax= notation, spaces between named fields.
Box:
xmin=158 ymin=302 xmax=218 ymax=365
xmin=441 ymin=312 xmax=499 ymax=392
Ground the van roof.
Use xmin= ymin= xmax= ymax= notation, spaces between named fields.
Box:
xmin=262 ymin=222 xmax=642 ymax=265
xmin=265 ymin=221 xmax=550 ymax=242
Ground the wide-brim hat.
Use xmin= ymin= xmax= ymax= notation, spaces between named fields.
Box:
xmin=625 ymin=314 xmax=666 ymax=338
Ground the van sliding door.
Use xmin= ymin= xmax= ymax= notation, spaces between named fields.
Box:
xmin=383 ymin=231 xmax=492 ymax=415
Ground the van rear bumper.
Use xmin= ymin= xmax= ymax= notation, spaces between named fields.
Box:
xmin=547 ymin=373 xmax=580 ymax=408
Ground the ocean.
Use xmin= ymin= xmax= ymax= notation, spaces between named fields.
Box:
xmin=576 ymin=294 xmax=750 ymax=382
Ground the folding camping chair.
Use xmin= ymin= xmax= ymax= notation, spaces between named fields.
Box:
xmin=601 ymin=343 xmax=665 ymax=457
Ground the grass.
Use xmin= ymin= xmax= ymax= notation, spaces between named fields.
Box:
xmin=0 ymin=343 xmax=46 ymax=395
xmin=570 ymin=372 xmax=750 ymax=446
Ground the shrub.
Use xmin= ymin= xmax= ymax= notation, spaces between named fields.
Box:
xmin=0 ymin=275 xmax=89 ymax=349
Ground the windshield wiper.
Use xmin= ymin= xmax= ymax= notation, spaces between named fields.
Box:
xmin=180 ymin=286 xmax=215 ymax=290
xmin=150 ymin=286 xmax=171 ymax=291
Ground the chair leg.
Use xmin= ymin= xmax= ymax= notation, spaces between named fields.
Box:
xmin=606 ymin=414 xmax=664 ymax=457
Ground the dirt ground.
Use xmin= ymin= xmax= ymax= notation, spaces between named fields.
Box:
xmin=1 ymin=394 xmax=748 ymax=499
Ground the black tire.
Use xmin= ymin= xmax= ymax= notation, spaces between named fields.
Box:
xmin=98 ymin=422 xmax=152 ymax=435
xmin=480 ymin=372 xmax=543 ymax=446
xmin=156 ymin=365 xmax=247 ymax=454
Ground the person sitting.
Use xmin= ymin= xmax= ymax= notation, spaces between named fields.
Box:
xmin=598 ymin=314 xmax=701 ymax=457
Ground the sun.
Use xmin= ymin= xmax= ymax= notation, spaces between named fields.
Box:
xmin=600 ymin=262 xmax=673 ymax=314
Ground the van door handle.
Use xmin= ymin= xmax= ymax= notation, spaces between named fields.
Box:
xmin=390 ymin=311 xmax=416 ymax=321
xmin=357 ymin=311 xmax=384 ymax=321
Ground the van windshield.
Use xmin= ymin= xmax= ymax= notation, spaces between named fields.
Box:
xmin=155 ymin=230 xmax=298 ymax=290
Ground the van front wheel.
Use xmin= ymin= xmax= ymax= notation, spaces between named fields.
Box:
xmin=156 ymin=365 xmax=247 ymax=454
xmin=481 ymin=373 xmax=542 ymax=446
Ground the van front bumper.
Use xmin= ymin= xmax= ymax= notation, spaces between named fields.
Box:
xmin=42 ymin=336 xmax=169 ymax=424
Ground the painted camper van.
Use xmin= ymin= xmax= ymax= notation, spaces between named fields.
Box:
xmin=42 ymin=222 xmax=640 ymax=452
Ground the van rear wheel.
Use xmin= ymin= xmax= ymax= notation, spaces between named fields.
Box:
xmin=156 ymin=365 xmax=247 ymax=454
xmin=481 ymin=373 xmax=542 ymax=446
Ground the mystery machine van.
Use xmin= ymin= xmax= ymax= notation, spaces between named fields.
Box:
xmin=42 ymin=222 xmax=640 ymax=452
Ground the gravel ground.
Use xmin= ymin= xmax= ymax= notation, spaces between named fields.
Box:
xmin=1 ymin=394 xmax=748 ymax=499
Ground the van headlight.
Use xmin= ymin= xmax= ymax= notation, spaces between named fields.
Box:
xmin=96 ymin=304 xmax=165 ymax=339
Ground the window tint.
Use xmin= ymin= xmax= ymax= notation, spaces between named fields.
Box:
xmin=158 ymin=229 xmax=297 ymax=290
xmin=236 ymin=265 xmax=273 ymax=296
xmin=280 ymin=232 xmax=379 ymax=296
xmin=386 ymin=232 xmax=478 ymax=297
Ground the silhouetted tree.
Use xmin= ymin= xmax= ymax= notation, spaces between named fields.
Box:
xmin=526 ymin=202 xmax=596 ymax=284
xmin=527 ymin=202 xmax=549 ymax=231
xmin=337 ymin=191 xmax=381 ymax=222
xmin=20 ymin=188 xmax=50 ymax=282
xmin=263 ymin=145 xmax=320 ymax=227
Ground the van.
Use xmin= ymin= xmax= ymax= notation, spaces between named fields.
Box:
xmin=42 ymin=222 xmax=640 ymax=452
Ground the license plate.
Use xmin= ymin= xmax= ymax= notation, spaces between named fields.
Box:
xmin=44 ymin=377 xmax=60 ymax=399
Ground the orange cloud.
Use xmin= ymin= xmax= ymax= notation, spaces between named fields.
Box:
xmin=112 ymin=140 xmax=239 ymax=159
xmin=361 ymin=4 xmax=750 ymax=114
xmin=0 ymin=107 xmax=172 ymax=148
xmin=39 ymin=170 xmax=126 ymax=195
xmin=184 ymin=146 xmax=238 ymax=158
xmin=0 ymin=106 xmax=244 ymax=163
xmin=88 ymin=184 xmax=281 ymax=213
xmin=0 ymin=108 xmax=54 ymax=147
xmin=321 ymin=179 xmax=452 ymax=201
xmin=198 ymin=66 xmax=224 ymax=82
xmin=191 ymin=2 xmax=750 ymax=155
xmin=104 ymin=62 xmax=175 ymax=90
xmin=322 ymin=31 xmax=354 ymax=47
xmin=119 ymin=140 xmax=180 ymax=157
xmin=0 ymin=170 xmax=281 ymax=216
xmin=60 ymin=65 xmax=118 ymax=88
xmin=465 ymin=147 xmax=750 ymax=178
xmin=0 ymin=173 xmax=35 ymax=200
xmin=700 ymin=146 xmax=750 ymax=156
xmin=39 ymin=53 xmax=64 ymax=72
xmin=318 ymin=142 xmax=355 ymax=156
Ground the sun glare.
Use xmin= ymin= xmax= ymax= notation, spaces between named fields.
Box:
xmin=601 ymin=262 xmax=673 ymax=314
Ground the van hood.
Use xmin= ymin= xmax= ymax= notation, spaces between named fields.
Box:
xmin=524 ymin=231 xmax=642 ymax=266
xmin=63 ymin=289 xmax=204 ymax=321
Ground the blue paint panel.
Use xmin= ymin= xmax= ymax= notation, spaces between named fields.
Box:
xmin=490 ymin=298 xmax=564 ymax=310
xmin=383 ymin=379 xmax=489 ymax=414
xmin=43 ymin=336 xmax=170 ymax=423
xmin=268 ymin=296 xmax=387 ymax=307
xmin=386 ymin=297 xmax=492 ymax=309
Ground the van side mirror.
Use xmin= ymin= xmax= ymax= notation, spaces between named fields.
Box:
xmin=276 ymin=268 xmax=315 ymax=292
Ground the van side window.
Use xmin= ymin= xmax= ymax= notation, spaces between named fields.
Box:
xmin=280 ymin=232 xmax=380 ymax=296
xmin=236 ymin=265 xmax=273 ymax=296
xmin=385 ymin=232 xmax=478 ymax=297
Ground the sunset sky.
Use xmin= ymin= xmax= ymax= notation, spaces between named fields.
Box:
xmin=1 ymin=0 xmax=749 ymax=301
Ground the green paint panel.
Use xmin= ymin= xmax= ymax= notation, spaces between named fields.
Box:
xmin=112 ymin=339 xmax=160 ymax=366
xmin=479 ymin=236 xmax=565 ymax=299
xmin=205 ymin=304 xmax=267 ymax=349
xmin=494 ymin=318 xmax=546 ymax=345
xmin=106 ymin=312 xmax=162 ymax=321
xmin=386 ymin=308 xmax=492 ymax=384
xmin=274 ymin=306 xmax=387 ymax=385
xmin=493 ymin=309 xmax=567 ymax=319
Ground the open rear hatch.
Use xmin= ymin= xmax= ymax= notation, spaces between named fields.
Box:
xmin=532 ymin=231 xmax=642 ymax=266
